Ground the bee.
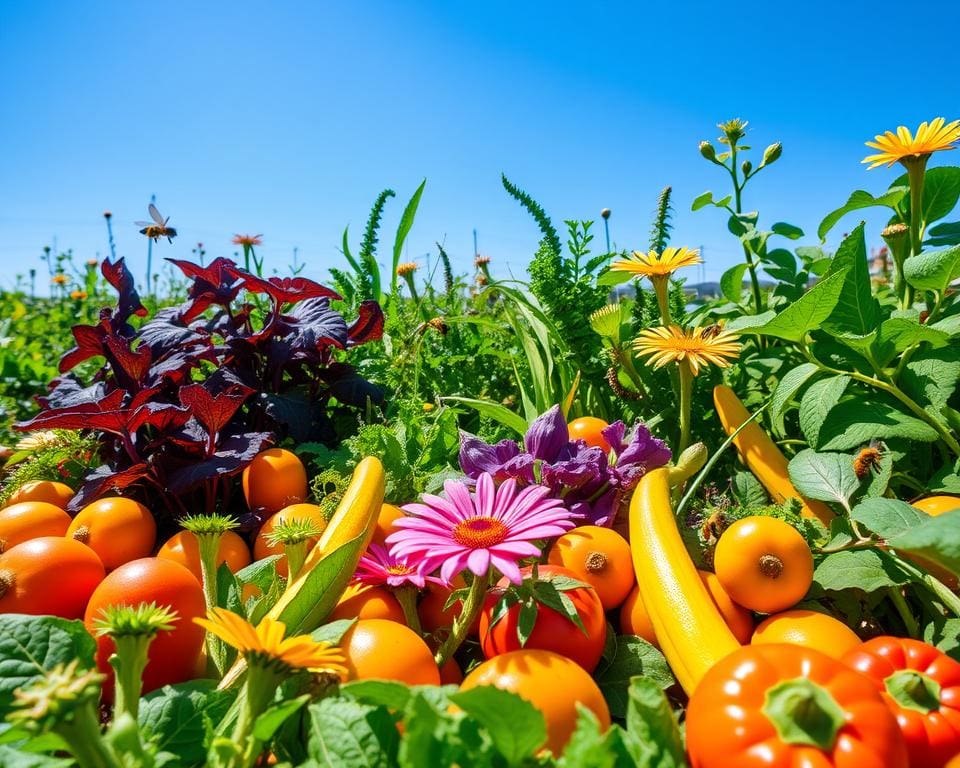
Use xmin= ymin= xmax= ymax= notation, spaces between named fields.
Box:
xmin=700 ymin=323 xmax=724 ymax=340
xmin=136 ymin=203 xmax=177 ymax=243
xmin=853 ymin=441 xmax=884 ymax=479
xmin=699 ymin=508 xmax=729 ymax=544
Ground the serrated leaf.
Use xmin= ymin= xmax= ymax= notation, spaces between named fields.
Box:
xmin=771 ymin=363 xmax=819 ymax=425
xmin=874 ymin=317 xmax=950 ymax=367
xmin=904 ymin=245 xmax=960 ymax=293
xmin=888 ymin=510 xmax=960 ymax=577
xmin=339 ymin=680 xmax=411 ymax=712
xmin=138 ymin=681 xmax=235 ymax=766
xmin=818 ymin=398 xmax=939 ymax=450
xmin=593 ymin=636 xmax=674 ymax=719
xmin=851 ymin=498 xmax=928 ymax=539
xmin=307 ymin=697 xmax=399 ymax=768
xmin=823 ymin=224 xmax=881 ymax=336
xmin=814 ymin=549 xmax=912 ymax=592
xmin=788 ymin=450 xmax=860 ymax=511
xmin=900 ymin=348 xmax=960 ymax=411
xmin=623 ymin=678 xmax=685 ymax=768
xmin=799 ymin=376 xmax=850 ymax=447
xmin=450 ymin=686 xmax=547 ymax=765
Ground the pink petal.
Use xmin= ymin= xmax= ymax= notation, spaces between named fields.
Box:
xmin=474 ymin=473 xmax=495 ymax=518
xmin=491 ymin=555 xmax=523 ymax=584
xmin=466 ymin=547 xmax=491 ymax=577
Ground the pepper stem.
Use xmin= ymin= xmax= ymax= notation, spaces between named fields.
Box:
xmin=885 ymin=669 xmax=942 ymax=714
xmin=762 ymin=677 xmax=846 ymax=752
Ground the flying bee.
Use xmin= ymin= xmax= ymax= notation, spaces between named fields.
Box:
xmin=700 ymin=322 xmax=724 ymax=340
xmin=136 ymin=203 xmax=177 ymax=243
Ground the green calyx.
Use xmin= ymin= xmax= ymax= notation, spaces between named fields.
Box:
xmin=763 ymin=677 xmax=846 ymax=752
xmin=885 ymin=670 xmax=942 ymax=714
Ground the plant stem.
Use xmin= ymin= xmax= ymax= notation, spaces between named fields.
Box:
xmin=196 ymin=532 xmax=227 ymax=676
xmin=677 ymin=359 xmax=693 ymax=455
xmin=434 ymin=574 xmax=487 ymax=668
xmin=56 ymin=707 xmax=120 ymax=768
xmin=904 ymin=159 xmax=927 ymax=310
xmin=730 ymin=147 xmax=764 ymax=314
xmin=284 ymin=540 xmax=309 ymax=584
xmin=230 ymin=666 xmax=279 ymax=768
xmin=652 ymin=278 xmax=672 ymax=325
xmin=394 ymin=585 xmax=423 ymax=635
xmin=110 ymin=635 xmax=151 ymax=720
xmin=887 ymin=587 xmax=919 ymax=639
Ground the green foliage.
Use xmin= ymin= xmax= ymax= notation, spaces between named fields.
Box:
xmin=0 ymin=431 xmax=99 ymax=504
xmin=648 ymin=186 xmax=673 ymax=254
xmin=501 ymin=173 xmax=562 ymax=258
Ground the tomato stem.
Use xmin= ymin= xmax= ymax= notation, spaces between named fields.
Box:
xmin=762 ymin=677 xmax=846 ymax=751
xmin=885 ymin=669 xmax=942 ymax=714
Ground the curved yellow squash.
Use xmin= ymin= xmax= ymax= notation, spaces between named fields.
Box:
xmin=629 ymin=468 xmax=740 ymax=694
xmin=713 ymin=385 xmax=834 ymax=525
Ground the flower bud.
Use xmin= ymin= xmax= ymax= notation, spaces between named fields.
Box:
xmin=741 ymin=159 xmax=753 ymax=176
xmin=761 ymin=142 xmax=782 ymax=167
xmin=881 ymin=223 xmax=908 ymax=242
xmin=668 ymin=442 xmax=708 ymax=487
xmin=600 ymin=208 xmax=611 ymax=220
xmin=699 ymin=141 xmax=717 ymax=162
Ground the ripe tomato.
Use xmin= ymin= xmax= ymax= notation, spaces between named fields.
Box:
xmin=242 ymin=448 xmax=308 ymax=514
xmin=4 ymin=480 xmax=74 ymax=510
xmin=546 ymin=525 xmax=634 ymax=610
xmin=479 ymin=564 xmax=606 ymax=673
xmin=0 ymin=537 xmax=104 ymax=618
xmin=619 ymin=583 xmax=657 ymax=645
xmin=460 ymin=649 xmax=610 ymax=756
xmin=714 ymin=516 xmax=813 ymax=614
xmin=0 ymin=501 xmax=71 ymax=553
xmin=84 ymin=558 xmax=206 ymax=696
xmin=567 ymin=417 xmax=611 ymax=453
xmin=686 ymin=644 xmax=907 ymax=768
xmin=440 ymin=657 xmax=463 ymax=685
xmin=340 ymin=619 xmax=440 ymax=685
xmin=67 ymin=497 xmax=156 ymax=571
xmin=329 ymin=584 xmax=406 ymax=624
xmin=371 ymin=503 xmax=405 ymax=547
xmin=254 ymin=502 xmax=327 ymax=577
xmin=752 ymin=609 xmax=861 ymax=659
xmin=843 ymin=636 xmax=960 ymax=768
xmin=157 ymin=530 xmax=251 ymax=582
xmin=418 ymin=577 xmax=480 ymax=638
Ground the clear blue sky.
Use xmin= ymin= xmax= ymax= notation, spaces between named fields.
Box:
xmin=1 ymin=1 xmax=957 ymax=293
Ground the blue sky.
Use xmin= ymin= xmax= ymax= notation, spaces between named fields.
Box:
xmin=1 ymin=1 xmax=957 ymax=293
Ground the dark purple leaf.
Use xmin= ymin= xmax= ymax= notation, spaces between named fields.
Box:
xmin=17 ymin=390 xmax=128 ymax=433
xmin=38 ymin=377 xmax=106 ymax=410
xmin=67 ymin=463 xmax=150 ymax=513
xmin=138 ymin=306 xmax=208 ymax=351
xmin=260 ymin=392 xmax=335 ymax=443
xmin=166 ymin=431 xmax=273 ymax=494
xmin=226 ymin=265 xmax=342 ymax=304
xmin=167 ymin=257 xmax=244 ymax=323
xmin=59 ymin=321 xmax=109 ymax=372
xmin=283 ymin=298 xmax=349 ymax=351
xmin=347 ymin=301 xmax=384 ymax=346
xmin=523 ymin=405 xmax=568 ymax=462
xmin=127 ymin=402 xmax=191 ymax=434
xmin=105 ymin=336 xmax=152 ymax=385
xmin=101 ymin=258 xmax=148 ymax=324
xmin=321 ymin=363 xmax=384 ymax=406
xmin=179 ymin=382 xmax=253 ymax=436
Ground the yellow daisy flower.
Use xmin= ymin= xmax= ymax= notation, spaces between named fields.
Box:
xmin=863 ymin=117 xmax=960 ymax=169
xmin=396 ymin=262 xmax=418 ymax=277
xmin=194 ymin=609 xmax=348 ymax=677
xmin=610 ymin=247 xmax=702 ymax=280
xmin=634 ymin=324 xmax=741 ymax=376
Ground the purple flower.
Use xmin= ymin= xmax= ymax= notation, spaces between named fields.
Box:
xmin=459 ymin=433 xmax=521 ymax=478
xmin=523 ymin=405 xmax=569 ymax=462
xmin=603 ymin=420 xmax=672 ymax=471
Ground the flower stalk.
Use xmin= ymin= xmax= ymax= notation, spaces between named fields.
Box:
xmin=434 ymin=573 xmax=487 ymax=668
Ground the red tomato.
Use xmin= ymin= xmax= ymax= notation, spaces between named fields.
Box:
xmin=843 ymin=636 xmax=960 ymax=768
xmin=84 ymin=558 xmax=207 ymax=697
xmin=479 ymin=564 xmax=606 ymax=673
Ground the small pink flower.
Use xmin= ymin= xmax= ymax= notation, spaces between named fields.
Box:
xmin=387 ymin=473 xmax=576 ymax=584
xmin=354 ymin=543 xmax=443 ymax=589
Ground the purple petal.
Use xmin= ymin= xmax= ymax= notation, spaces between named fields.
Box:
xmin=617 ymin=422 xmax=672 ymax=469
xmin=459 ymin=432 xmax=519 ymax=477
xmin=602 ymin=421 xmax=627 ymax=455
xmin=497 ymin=455 xmax=536 ymax=485
xmin=523 ymin=405 xmax=568 ymax=462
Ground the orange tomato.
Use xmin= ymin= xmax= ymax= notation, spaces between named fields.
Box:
xmin=0 ymin=501 xmax=71 ymax=553
xmin=567 ymin=417 xmax=611 ymax=453
xmin=4 ymin=480 xmax=74 ymax=509
xmin=714 ymin=516 xmax=813 ymax=614
xmin=330 ymin=584 xmax=406 ymax=623
xmin=84 ymin=558 xmax=206 ymax=695
xmin=0 ymin=536 xmax=105 ymax=618
xmin=947 ymin=754 xmax=960 ymax=768
xmin=67 ymin=497 xmax=156 ymax=571
xmin=620 ymin=571 xmax=754 ymax=646
xmin=371 ymin=503 xmax=405 ymax=547
xmin=440 ymin=657 xmax=463 ymax=685
xmin=700 ymin=570 xmax=754 ymax=644
xmin=157 ymin=530 xmax=251 ymax=582
xmin=546 ymin=525 xmax=634 ymax=610
xmin=253 ymin=502 xmax=327 ymax=577
xmin=418 ymin=578 xmax=480 ymax=638
xmin=911 ymin=495 xmax=960 ymax=516
xmin=340 ymin=619 xmax=440 ymax=685
xmin=460 ymin=649 xmax=611 ymax=756
xmin=751 ymin=609 xmax=861 ymax=659
xmin=242 ymin=448 xmax=308 ymax=513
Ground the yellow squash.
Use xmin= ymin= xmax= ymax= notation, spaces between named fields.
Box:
xmin=713 ymin=385 xmax=834 ymax=525
xmin=629 ymin=468 xmax=740 ymax=694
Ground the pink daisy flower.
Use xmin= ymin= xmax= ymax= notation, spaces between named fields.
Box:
xmin=354 ymin=542 xmax=443 ymax=589
xmin=386 ymin=473 xmax=577 ymax=585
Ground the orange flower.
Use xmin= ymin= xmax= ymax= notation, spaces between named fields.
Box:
xmin=69 ymin=290 xmax=87 ymax=300
xmin=51 ymin=274 xmax=68 ymax=285
xmin=232 ymin=234 xmax=263 ymax=247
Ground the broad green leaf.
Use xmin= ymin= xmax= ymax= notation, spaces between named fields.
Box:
xmin=799 ymin=376 xmax=850 ymax=446
xmin=732 ymin=471 xmax=769 ymax=507
xmin=814 ymin=549 xmax=912 ymax=592
xmin=851 ymin=498 xmax=928 ymax=539
xmin=340 ymin=680 xmax=411 ymax=712
xmin=771 ymin=363 xmax=819 ymax=424
xmin=762 ymin=248 xmax=798 ymax=283
xmin=450 ymin=686 xmax=546 ymax=766
xmin=817 ymin=187 xmax=907 ymax=240
xmin=720 ymin=263 xmax=748 ymax=304
xmin=747 ymin=270 xmax=847 ymax=342
xmin=900 ymin=348 xmax=960 ymax=410
xmin=253 ymin=695 xmax=309 ymax=742
xmin=874 ymin=317 xmax=950 ymax=367
xmin=623 ymin=678 xmax=685 ymax=768
xmin=772 ymin=222 xmax=804 ymax=239
xmin=596 ymin=268 xmax=633 ymax=287
xmin=725 ymin=310 xmax=776 ymax=333
xmin=817 ymin=398 xmax=939 ymax=450
xmin=924 ymin=617 xmax=960 ymax=661
xmin=931 ymin=313 xmax=960 ymax=337
xmin=593 ymin=635 xmax=674 ymax=719
xmin=0 ymin=748 xmax=71 ymax=768
xmin=441 ymin=396 xmax=528 ymax=436
xmin=787 ymin=450 xmax=860 ymax=510
xmin=899 ymin=167 xmax=960 ymax=226
xmin=889 ymin=510 xmax=960 ymax=577
xmin=139 ymin=681 xmax=235 ymax=766
xmin=903 ymin=245 xmax=960 ymax=293
xmin=823 ymin=224 xmax=881 ymax=336
xmin=307 ymin=697 xmax=399 ymax=768
xmin=927 ymin=221 xmax=960 ymax=248
xmin=0 ymin=615 xmax=96 ymax=719
xmin=311 ymin=619 xmax=355 ymax=646
xmin=399 ymin=691 xmax=490 ymax=768
xmin=390 ymin=179 xmax=426 ymax=295
xmin=691 ymin=191 xmax=731 ymax=211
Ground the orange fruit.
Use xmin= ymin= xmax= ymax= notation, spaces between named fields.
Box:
xmin=0 ymin=536 xmax=105 ymax=618
xmin=371 ymin=503 xmax=405 ymax=547
xmin=699 ymin=570 xmax=754 ymax=644
xmin=4 ymin=480 xmax=74 ymax=509
xmin=0 ymin=501 xmax=71 ymax=553
xmin=254 ymin=502 xmax=327 ymax=577
xmin=440 ymin=657 xmax=463 ymax=685
xmin=714 ymin=516 xmax=813 ymax=614
xmin=242 ymin=448 xmax=308 ymax=514
xmin=419 ymin=577 xmax=480 ymax=638
xmin=751 ymin=609 xmax=861 ymax=659
xmin=619 ymin=583 xmax=658 ymax=645
xmin=341 ymin=619 xmax=440 ymax=685
xmin=567 ymin=417 xmax=611 ymax=453
xmin=460 ymin=649 xmax=611 ymax=755
xmin=330 ymin=584 xmax=406 ymax=624
xmin=84 ymin=558 xmax=206 ymax=695
xmin=157 ymin=530 xmax=251 ymax=582
xmin=67 ymin=497 xmax=156 ymax=571
xmin=911 ymin=495 xmax=960 ymax=516
xmin=546 ymin=525 xmax=634 ymax=610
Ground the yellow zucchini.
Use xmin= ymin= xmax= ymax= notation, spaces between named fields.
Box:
xmin=629 ymin=467 xmax=740 ymax=694
xmin=713 ymin=385 xmax=834 ymax=525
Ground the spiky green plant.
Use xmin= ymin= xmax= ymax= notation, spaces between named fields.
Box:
xmin=649 ymin=186 xmax=674 ymax=254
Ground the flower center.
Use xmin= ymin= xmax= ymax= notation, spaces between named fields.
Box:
xmin=451 ymin=516 xmax=509 ymax=548
xmin=386 ymin=564 xmax=415 ymax=576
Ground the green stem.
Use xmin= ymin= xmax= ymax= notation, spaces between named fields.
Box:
xmin=894 ymin=555 xmax=960 ymax=619
xmin=230 ymin=666 xmax=280 ymax=768
xmin=677 ymin=359 xmax=693 ymax=455
xmin=434 ymin=574 xmax=487 ymax=668
xmin=614 ymin=347 xmax=648 ymax=398
xmin=110 ymin=635 xmax=152 ymax=720
xmin=652 ymin=278 xmax=671 ymax=325
xmin=196 ymin=532 xmax=227 ymax=676
xmin=56 ymin=706 xmax=120 ymax=768
xmin=904 ymin=159 xmax=927 ymax=309
xmin=394 ymin=585 xmax=423 ymax=635
xmin=887 ymin=587 xmax=919 ymax=639
xmin=284 ymin=540 xmax=309 ymax=584
xmin=730 ymin=151 xmax=764 ymax=314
